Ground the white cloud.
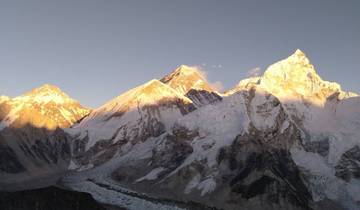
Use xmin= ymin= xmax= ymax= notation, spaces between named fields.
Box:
xmin=195 ymin=66 xmax=224 ymax=92
xmin=247 ymin=67 xmax=262 ymax=77
xmin=210 ymin=81 xmax=224 ymax=92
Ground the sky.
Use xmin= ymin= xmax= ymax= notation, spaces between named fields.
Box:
xmin=0 ymin=0 xmax=359 ymax=108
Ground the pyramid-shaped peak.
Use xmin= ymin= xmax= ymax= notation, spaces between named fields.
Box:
xmin=261 ymin=49 xmax=319 ymax=86
xmin=294 ymin=49 xmax=306 ymax=56
xmin=286 ymin=49 xmax=311 ymax=65
xmin=262 ymin=49 xmax=316 ymax=81
xmin=1 ymin=84 xmax=90 ymax=129
xmin=163 ymin=65 xmax=206 ymax=80
xmin=13 ymin=84 xmax=80 ymax=106
xmin=175 ymin=65 xmax=203 ymax=75
xmin=161 ymin=65 xmax=213 ymax=95
xmin=259 ymin=49 xmax=345 ymax=102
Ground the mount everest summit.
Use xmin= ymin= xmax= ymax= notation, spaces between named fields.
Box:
xmin=0 ymin=50 xmax=359 ymax=210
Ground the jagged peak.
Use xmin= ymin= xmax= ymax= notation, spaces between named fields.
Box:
xmin=294 ymin=49 xmax=306 ymax=57
xmin=161 ymin=65 xmax=214 ymax=95
xmin=286 ymin=49 xmax=311 ymax=66
xmin=262 ymin=49 xmax=317 ymax=81
xmin=162 ymin=65 xmax=206 ymax=81
xmin=176 ymin=65 xmax=204 ymax=76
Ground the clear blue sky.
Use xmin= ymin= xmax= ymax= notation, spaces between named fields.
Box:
xmin=0 ymin=0 xmax=359 ymax=108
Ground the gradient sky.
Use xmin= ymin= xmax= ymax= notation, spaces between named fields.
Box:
xmin=0 ymin=0 xmax=359 ymax=108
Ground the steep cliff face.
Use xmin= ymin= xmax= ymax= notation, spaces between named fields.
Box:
xmin=0 ymin=84 xmax=90 ymax=190
xmin=185 ymin=89 xmax=222 ymax=107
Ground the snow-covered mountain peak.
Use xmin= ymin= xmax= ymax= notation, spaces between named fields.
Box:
xmin=14 ymin=84 xmax=77 ymax=105
xmin=175 ymin=65 xmax=200 ymax=75
xmin=225 ymin=49 xmax=357 ymax=108
xmin=258 ymin=50 xmax=351 ymax=105
xmin=262 ymin=49 xmax=318 ymax=88
xmin=224 ymin=77 xmax=261 ymax=95
xmin=160 ymin=65 xmax=214 ymax=95
xmin=29 ymin=83 xmax=63 ymax=94
xmin=0 ymin=84 xmax=90 ymax=130
xmin=291 ymin=49 xmax=310 ymax=64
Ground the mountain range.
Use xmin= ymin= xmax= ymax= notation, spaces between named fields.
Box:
xmin=0 ymin=50 xmax=359 ymax=210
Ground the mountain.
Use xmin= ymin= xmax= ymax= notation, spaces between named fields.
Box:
xmin=1 ymin=50 xmax=359 ymax=210
xmin=222 ymin=49 xmax=360 ymax=209
xmin=259 ymin=50 xmax=360 ymax=210
xmin=70 ymin=79 xmax=196 ymax=169
xmin=0 ymin=84 xmax=90 ymax=190
xmin=260 ymin=49 xmax=357 ymax=104
xmin=0 ymin=96 xmax=12 ymax=124
xmin=160 ymin=65 xmax=214 ymax=95
xmin=60 ymin=50 xmax=359 ymax=210
xmin=161 ymin=65 xmax=223 ymax=107
xmin=0 ymin=84 xmax=90 ymax=130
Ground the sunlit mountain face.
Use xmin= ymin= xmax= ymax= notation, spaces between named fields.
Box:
xmin=160 ymin=65 xmax=215 ymax=95
xmin=1 ymin=50 xmax=360 ymax=210
xmin=0 ymin=84 xmax=90 ymax=130
xmin=0 ymin=85 xmax=90 ymax=190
